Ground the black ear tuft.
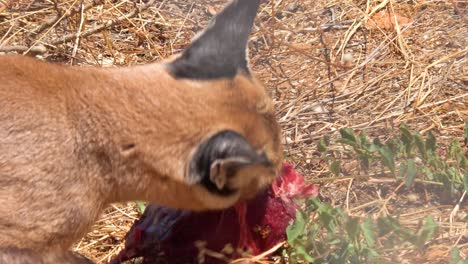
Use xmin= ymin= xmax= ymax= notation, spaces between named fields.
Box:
xmin=189 ymin=130 xmax=271 ymax=196
xmin=167 ymin=0 xmax=261 ymax=80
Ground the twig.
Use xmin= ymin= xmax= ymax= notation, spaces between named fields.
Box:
xmin=319 ymin=28 xmax=335 ymax=121
xmin=362 ymin=93 xmax=468 ymax=126
xmin=284 ymin=41 xmax=347 ymax=69
xmin=449 ymin=0 xmax=466 ymax=21
xmin=0 ymin=18 xmax=16 ymax=45
xmin=277 ymin=24 xmax=413 ymax=115
xmin=110 ymin=204 xmax=139 ymax=220
xmin=74 ymin=234 xmax=110 ymax=251
xmin=230 ymin=242 xmax=285 ymax=263
xmin=346 ymin=178 xmax=353 ymax=213
xmin=377 ymin=182 xmax=404 ymax=216
xmin=24 ymin=0 xmax=79 ymax=55
xmin=311 ymin=174 xmax=445 ymax=186
xmin=0 ymin=0 xmax=11 ymax=13
xmin=388 ymin=0 xmax=411 ymax=61
xmin=28 ymin=0 xmax=102 ymax=38
xmin=49 ymin=0 xmax=157 ymax=46
xmin=450 ymin=191 xmax=466 ymax=235
xmin=70 ymin=0 xmax=85 ymax=65
xmin=52 ymin=0 xmax=62 ymax=17
xmin=0 ymin=44 xmax=47 ymax=54
xmin=169 ymin=2 xmax=194 ymax=53
xmin=337 ymin=0 xmax=390 ymax=56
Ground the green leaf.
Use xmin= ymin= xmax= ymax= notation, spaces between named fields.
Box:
xmin=449 ymin=140 xmax=463 ymax=165
xmin=386 ymin=137 xmax=404 ymax=156
xmin=360 ymin=218 xmax=376 ymax=247
xmin=340 ymin=128 xmax=357 ymax=143
xmin=345 ymin=217 xmax=360 ymax=241
xmin=446 ymin=167 xmax=461 ymax=195
xmin=136 ymin=201 xmax=146 ymax=214
xmin=461 ymin=155 xmax=467 ymax=169
xmin=421 ymin=166 xmax=435 ymax=181
xmin=359 ymin=131 xmax=371 ymax=147
xmin=319 ymin=210 xmax=336 ymax=233
xmin=337 ymin=138 xmax=358 ymax=148
xmin=329 ymin=160 xmax=341 ymax=176
xmin=426 ymin=131 xmax=437 ymax=152
xmin=450 ymin=247 xmax=467 ymax=264
xmin=377 ymin=216 xmax=401 ymax=237
xmin=305 ymin=197 xmax=320 ymax=210
xmin=405 ymin=159 xmax=417 ymax=188
xmin=413 ymin=132 xmax=427 ymax=160
xmin=400 ymin=124 xmax=414 ymax=156
xmin=286 ymin=211 xmax=315 ymax=263
xmin=379 ymin=145 xmax=396 ymax=176
xmin=318 ymin=137 xmax=329 ymax=153
xmin=399 ymin=160 xmax=408 ymax=178
xmin=360 ymin=154 xmax=371 ymax=170
xmin=438 ymin=172 xmax=453 ymax=196
xmin=369 ymin=143 xmax=380 ymax=152
xmin=427 ymin=151 xmax=442 ymax=170
xmin=287 ymin=211 xmax=307 ymax=244
xmin=400 ymin=124 xmax=411 ymax=137
xmin=295 ymin=245 xmax=314 ymax=262
xmin=415 ymin=216 xmax=438 ymax=248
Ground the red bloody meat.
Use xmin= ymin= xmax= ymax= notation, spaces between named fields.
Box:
xmin=111 ymin=163 xmax=318 ymax=264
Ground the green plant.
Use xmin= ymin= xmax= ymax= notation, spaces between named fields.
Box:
xmin=286 ymin=197 xmax=439 ymax=263
xmin=285 ymin=123 xmax=467 ymax=263
xmin=136 ymin=201 xmax=146 ymax=214
xmin=318 ymin=123 xmax=467 ymax=201
xmin=450 ymin=247 xmax=468 ymax=264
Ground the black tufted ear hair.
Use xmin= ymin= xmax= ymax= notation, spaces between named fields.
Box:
xmin=189 ymin=130 xmax=272 ymax=196
xmin=166 ymin=0 xmax=261 ymax=80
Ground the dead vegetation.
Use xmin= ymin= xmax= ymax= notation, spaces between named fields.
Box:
xmin=1 ymin=0 xmax=466 ymax=263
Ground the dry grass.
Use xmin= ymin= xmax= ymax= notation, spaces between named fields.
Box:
xmin=1 ymin=0 xmax=467 ymax=263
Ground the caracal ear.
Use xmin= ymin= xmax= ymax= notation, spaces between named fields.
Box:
xmin=189 ymin=130 xmax=272 ymax=196
xmin=166 ymin=0 xmax=261 ymax=80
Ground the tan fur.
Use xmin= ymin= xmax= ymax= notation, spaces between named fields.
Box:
xmin=0 ymin=53 xmax=282 ymax=262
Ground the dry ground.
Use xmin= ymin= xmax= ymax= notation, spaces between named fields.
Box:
xmin=1 ymin=0 xmax=467 ymax=263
